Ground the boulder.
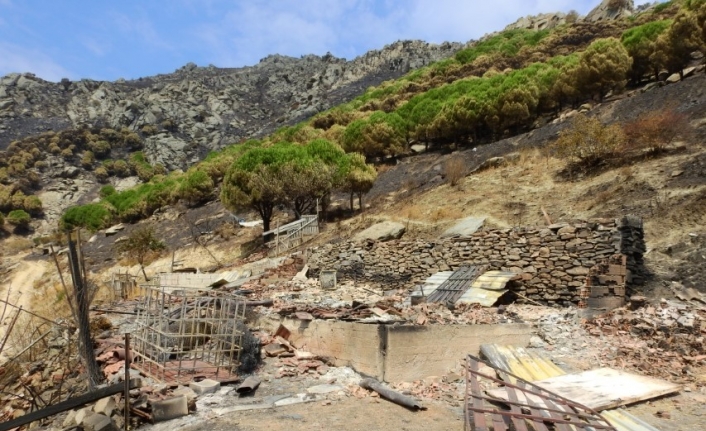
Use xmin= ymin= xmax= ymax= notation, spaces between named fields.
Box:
xmin=353 ymin=221 xmax=406 ymax=242
xmin=441 ymin=217 xmax=486 ymax=238
xmin=104 ymin=224 xmax=125 ymax=236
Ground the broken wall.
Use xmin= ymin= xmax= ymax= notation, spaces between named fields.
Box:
xmin=258 ymin=316 xmax=533 ymax=382
xmin=310 ymin=217 xmax=645 ymax=306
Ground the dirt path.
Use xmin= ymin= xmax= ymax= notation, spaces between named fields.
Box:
xmin=0 ymin=256 xmax=48 ymax=353
xmin=158 ymin=397 xmax=463 ymax=431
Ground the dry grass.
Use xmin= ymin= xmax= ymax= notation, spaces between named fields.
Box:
xmin=443 ymin=155 xmax=467 ymax=187
xmin=381 ymin=142 xmax=706 ymax=250
xmin=1 ymin=237 xmax=33 ymax=254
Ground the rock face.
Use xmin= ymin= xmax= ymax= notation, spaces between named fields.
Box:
xmin=584 ymin=0 xmax=634 ymax=23
xmin=504 ymin=13 xmax=568 ymax=31
xmin=0 ymin=41 xmax=461 ymax=170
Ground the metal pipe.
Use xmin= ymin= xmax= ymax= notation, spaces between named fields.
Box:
xmin=124 ymin=333 xmax=131 ymax=431
xmin=236 ymin=376 xmax=261 ymax=394
xmin=359 ymin=378 xmax=425 ymax=411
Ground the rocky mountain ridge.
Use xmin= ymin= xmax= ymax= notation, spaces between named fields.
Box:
xmin=0 ymin=40 xmax=461 ymax=170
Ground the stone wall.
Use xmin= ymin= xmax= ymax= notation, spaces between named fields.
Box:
xmin=309 ymin=217 xmax=645 ymax=306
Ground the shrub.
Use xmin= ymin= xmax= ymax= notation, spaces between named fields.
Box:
xmin=81 ymin=151 xmax=95 ymax=169
xmin=443 ymin=155 xmax=467 ymax=187
xmin=89 ymin=140 xmax=111 ymax=158
xmin=113 ymin=160 xmax=130 ymax=177
xmin=94 ymin=167 xmax=109 ymax=183
xmin=61 ymin=203 xmax=112 ymax=232
xmin=141 ymin=124 xmax=159 ymax=136
xmin=623 ymin=109 xmax=692 ymax=153
xmin=99 ymin=185 xmax=116 ymax=198
xmin=552 ymin=114 xmax=625 ymax=169
xmin=114 ymin=225 xmax=165 ymax=280
xmin=0 ymin=212 xmax=4 ymax=226
xmin=7 ymin=209 xmax=31 ymax=228
xmin=22 ymin=195 xmax=42 ymax=216
xmin=174 ymin=169 xmax=213 ymax=206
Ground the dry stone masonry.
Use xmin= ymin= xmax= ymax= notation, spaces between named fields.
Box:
xmin=309 ymin=217 xmax=646 ymax=307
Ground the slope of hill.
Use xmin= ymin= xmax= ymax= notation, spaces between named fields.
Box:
xmin=0 ymin=41 xmax=461 ymax=169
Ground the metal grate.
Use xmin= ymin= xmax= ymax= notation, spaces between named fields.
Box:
xmin=427 ymin=266 xmax=485 ymax=304
xmin=132 ymin=280 xmax=246 ymax=383
xmin=464 ymin=355 xmax=617 ymax=431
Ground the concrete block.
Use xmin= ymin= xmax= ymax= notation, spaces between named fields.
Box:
xmin=189 ymin=378 xmax=220 ymax=395
xmin=74 ymin=407 xmax=94 ymax=426
xmin=81 ymin=414 xmax=117 ymax=431
xmin=62 ymin=410 xmax=77 ymax=427
xmin=151 ymin=395 xmax=189 ymax=422
xmin=93 ymin=396 xmax=116 ymax=416
xmin=173 ymin=385 xmax=199 ymax=401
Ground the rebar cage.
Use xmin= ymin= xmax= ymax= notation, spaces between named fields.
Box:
xmin=132 ymin=280 xmax=245 ymax=383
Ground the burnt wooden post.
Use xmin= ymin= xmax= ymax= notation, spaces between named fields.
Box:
xmin=67 ymin=234 xmax=103 ymax=389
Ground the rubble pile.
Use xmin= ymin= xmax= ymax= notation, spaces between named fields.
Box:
xmin=587 ymin=300 xmax=706 ymax=385
xmin=0 ymin=326 xmax=83 ymax=423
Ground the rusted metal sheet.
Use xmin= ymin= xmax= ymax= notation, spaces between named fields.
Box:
xmin=458 ymin=271 xmax=515 ymax=307
xmin=464 ymin=355 xmax=617 ymax=431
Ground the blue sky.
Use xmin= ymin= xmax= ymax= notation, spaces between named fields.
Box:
xmin=0 ymin=0 xmax=653 ymax=82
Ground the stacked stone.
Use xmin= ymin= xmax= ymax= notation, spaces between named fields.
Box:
xmin=618 ymin=215 xmax=648 ymax=288
xmin=581 ymin=254 xmax=628 ymax=309
xmin=309 ymin=218 xmax=645 ymax=306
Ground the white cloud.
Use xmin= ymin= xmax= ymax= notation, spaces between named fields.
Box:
xmin=191 ymin=0 xmax=622 ymax=68
xmin=0 ymin=42 xmax=72 ymax=81
xmin=111 ymin=11 xmax=173 ymax=51
xmin=82 ymin=38 xmax=109 ymax=57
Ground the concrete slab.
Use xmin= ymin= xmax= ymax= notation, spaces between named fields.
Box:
xmin=384 ymin=323 xmax=533 ymax=382
xmin=189 ymin=378 xmax=220 ymax=395
xmin=306 ymin=384 xmax=344 ymax=394
xmin=260 ymin=315 xmax=533 ymax=382
xmin=441 ymin=217 xmax=486 ymax=238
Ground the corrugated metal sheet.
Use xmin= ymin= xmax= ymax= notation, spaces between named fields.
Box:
xmin=480 ymin=344 xmax=663 ymax=431
xmin=457 ymin=271 xmax=515 ymax=306
xmin=479 ymin=344 xmax=565 ymax=383
xmin=419 ymin=271 xmax=454 ymax=298
xmin=427 ymin=266 xmax=484 ymax=304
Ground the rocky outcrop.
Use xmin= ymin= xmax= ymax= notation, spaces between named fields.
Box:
xmin=504 ymin=13 xmax=569 ymax=31
xmin=584 ymin=0 xmax=634 ymax=23
xmin=0 ymin=41 xmax=461 ymax=170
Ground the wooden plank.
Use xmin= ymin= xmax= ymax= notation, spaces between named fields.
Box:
xmin=489 ymin=368 xmax=681 ymax=411
xmin=468 ymin=360 xmax=487 ymax=431
xmin=504 ymin=386 xmax=529 ymax=431
xmin=0 ymin=379 xmax=141 ymax=431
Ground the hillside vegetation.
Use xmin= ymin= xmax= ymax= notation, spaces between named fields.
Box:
xmin=3 ymin=0 xmax=704 ymax=235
